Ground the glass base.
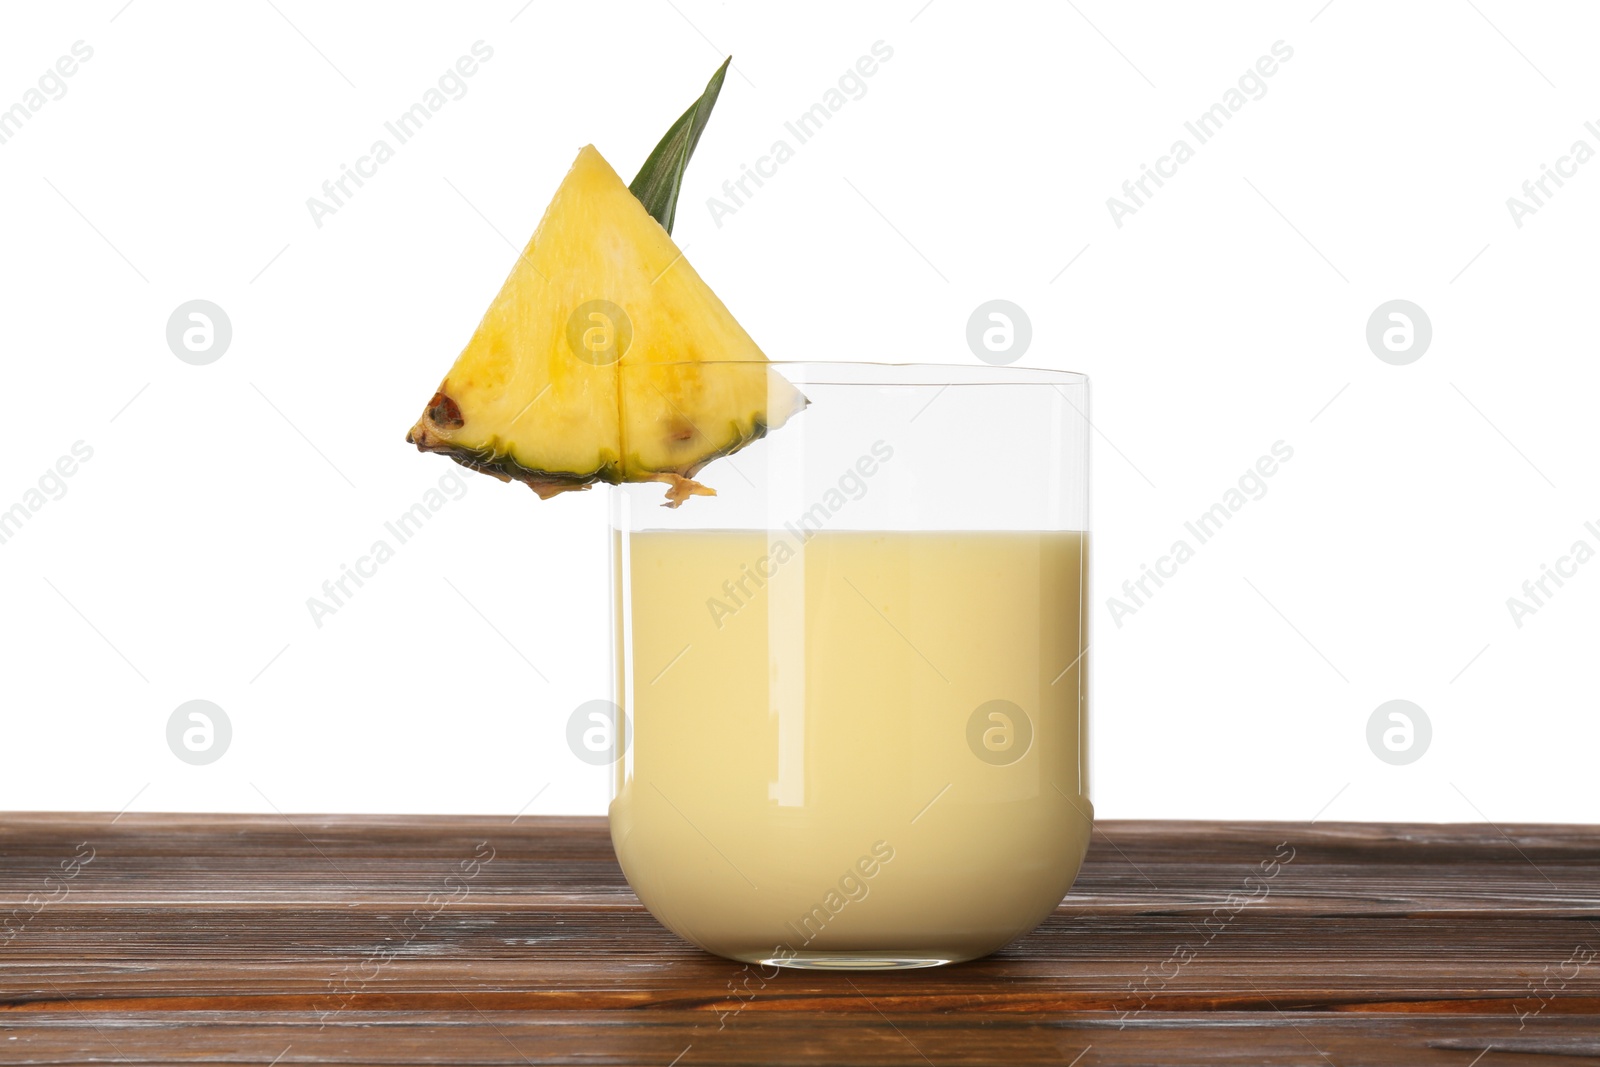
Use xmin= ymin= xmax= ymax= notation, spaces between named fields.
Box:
xmin=758 ymin=954 xmax=953 ymax=971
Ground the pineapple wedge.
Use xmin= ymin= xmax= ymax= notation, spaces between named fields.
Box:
xmin=406 ymin=145 xmax=804 ymax=505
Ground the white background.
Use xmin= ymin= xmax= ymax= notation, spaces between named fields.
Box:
xmin=1 ymin=1 xmax=1595 ymax=824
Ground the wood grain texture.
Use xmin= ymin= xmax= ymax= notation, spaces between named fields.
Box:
xmin=2 ymin=814 xmax=1598 ymax=1064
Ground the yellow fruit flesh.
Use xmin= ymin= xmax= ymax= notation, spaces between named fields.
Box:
xmin=407 ymin=145 xmax=803 ymax=502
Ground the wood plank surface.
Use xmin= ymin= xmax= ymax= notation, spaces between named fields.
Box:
xmin=2 ymin=814 xmax=1598 ymax=1064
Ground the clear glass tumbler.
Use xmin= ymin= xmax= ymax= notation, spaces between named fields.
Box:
xmin=608 ymin=362 xmax=1090 ymax=969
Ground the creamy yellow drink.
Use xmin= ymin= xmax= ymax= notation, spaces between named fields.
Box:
xmin=610 ymin=528 xmax=1091 ymax=966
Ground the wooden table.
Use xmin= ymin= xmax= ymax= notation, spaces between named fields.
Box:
xmin=2 ymin=815 xmax=1598 ymax=1064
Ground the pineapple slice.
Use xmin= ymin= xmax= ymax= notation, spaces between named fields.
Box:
xmin=406 ymin=145 xmax=804 ymax=505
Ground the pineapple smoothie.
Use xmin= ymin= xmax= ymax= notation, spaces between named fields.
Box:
xmin=610 ymin=527 xmax=1091 ymax=966
xmin=398 ymin=55 xmax=1093 ymax=967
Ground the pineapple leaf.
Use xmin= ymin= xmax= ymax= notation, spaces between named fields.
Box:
xmin=629 ymin=56 xmax=731 ymax=235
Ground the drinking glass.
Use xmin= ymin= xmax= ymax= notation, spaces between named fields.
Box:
xmin=608 ymin=362 xmax=1090 ymax=969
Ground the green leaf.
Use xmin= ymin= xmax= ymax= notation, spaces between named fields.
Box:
xmin=629 ymin=57 xmax=731 ymax=235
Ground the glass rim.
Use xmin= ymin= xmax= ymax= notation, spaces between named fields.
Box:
xmin=619 ymin=360 xmax=1088 ymax=387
